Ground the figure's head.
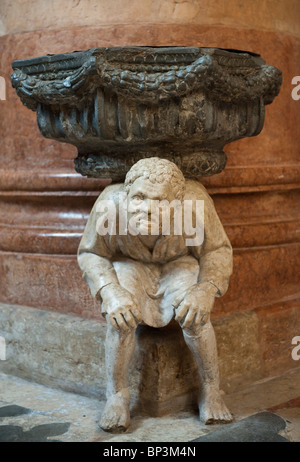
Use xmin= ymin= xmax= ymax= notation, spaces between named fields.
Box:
xmin=124 ymin=158 xmax=185 ymax=235
xmin=124 ymin=157 xmax=185 ymax=201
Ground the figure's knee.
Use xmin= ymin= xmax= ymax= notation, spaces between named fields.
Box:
xmin=182 ymin=318 xmax=212 ymax=339
xmin=113 ymin=260 xmax=143 ymax=289
xmin=105 ymin=315 xmax=138 ymax=339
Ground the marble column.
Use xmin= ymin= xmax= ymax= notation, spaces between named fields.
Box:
xmin=0 ymin=1 xmax=299 ymax=403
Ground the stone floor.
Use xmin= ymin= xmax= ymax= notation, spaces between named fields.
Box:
xmin=0 ymin=368 xmax=299 ymax=443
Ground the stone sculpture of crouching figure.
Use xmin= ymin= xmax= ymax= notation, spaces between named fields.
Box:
xmin=78 ymin=157 xmax=233 ymax=432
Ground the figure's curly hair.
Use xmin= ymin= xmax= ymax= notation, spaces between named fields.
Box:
xmin=124 ymin=157 xmax=185 ymax=200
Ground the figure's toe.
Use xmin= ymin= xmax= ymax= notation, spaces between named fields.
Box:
xmin=99 ymin=392 xmax=130 ymax=433
xmin=199 ymin=391 xmax=233 ymax=425
xmin=99 ymin=412 xmax=129 ymax=433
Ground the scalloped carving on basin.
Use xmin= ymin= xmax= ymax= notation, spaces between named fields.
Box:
xmin=11 ymin=46 xmax=282 ymax=180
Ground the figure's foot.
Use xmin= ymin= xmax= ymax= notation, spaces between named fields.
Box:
xmin=199 ymin=388 xmax=233 ymax=425
xmin=99 ymin=390 xmax=130 ymax=433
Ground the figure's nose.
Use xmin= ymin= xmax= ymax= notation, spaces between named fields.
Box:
xmin=138 ymin=197 xmax=151 ymax=214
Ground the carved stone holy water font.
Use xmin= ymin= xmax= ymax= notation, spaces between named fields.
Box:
xmin=11 ymin=46 xmax=282 ymax=432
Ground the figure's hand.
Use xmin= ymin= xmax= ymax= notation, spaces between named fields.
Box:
xmin=172 ymin=283 xmax=217 ymax=329
xmin=100 ymin=283 xmax=142 ymax=331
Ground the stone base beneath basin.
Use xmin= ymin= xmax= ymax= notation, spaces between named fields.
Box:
xmin=0 ymin=303 xmax=263 ymax=416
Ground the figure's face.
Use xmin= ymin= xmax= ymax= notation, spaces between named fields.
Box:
xmin=127 ymin=177 xmax=176 ymax=235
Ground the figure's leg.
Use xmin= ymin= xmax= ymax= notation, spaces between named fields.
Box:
xmin=182 ymin=322 xmax=233 ymax=424
xmin=99 ymin=259 xmax=160 ymax=432
xmin=99 ymin=322 xmax=136 ymax=432
xmin=160 ymin=256 xmax=232 ymax=424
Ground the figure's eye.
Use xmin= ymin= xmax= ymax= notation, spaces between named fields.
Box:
xmin=132 ymin=194 xmax=144 ymax=201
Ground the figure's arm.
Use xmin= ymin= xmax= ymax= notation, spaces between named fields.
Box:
xmin=198 ymin=192 xmax=233 ymax=298
xmin=77 ymin=192 xmax=119 ymax=300
xmin=174 ymin=183 xmax=232 ymax=329
xmin=77 ymin=187 xmax=142 ymax=330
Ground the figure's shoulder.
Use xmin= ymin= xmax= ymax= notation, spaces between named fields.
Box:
xmin=183 ymin=179 xmax=213 ymax=204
